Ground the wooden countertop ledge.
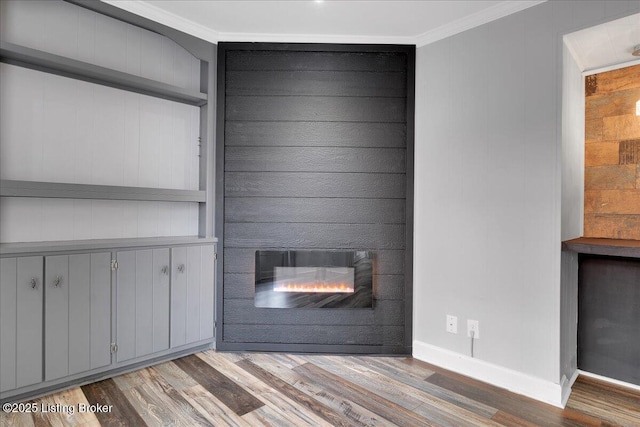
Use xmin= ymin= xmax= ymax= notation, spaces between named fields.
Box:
xmin=562 ymin=237 xmax=640 ymax=259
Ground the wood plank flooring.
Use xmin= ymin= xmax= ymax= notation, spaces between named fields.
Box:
xmin=2 ymin=351 xmax=639 ymax=426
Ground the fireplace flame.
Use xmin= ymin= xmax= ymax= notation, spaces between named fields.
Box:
xmin=273 ymin=282 xmax=354 ymax=293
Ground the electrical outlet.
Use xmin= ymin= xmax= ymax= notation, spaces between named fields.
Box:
xmin=446 ymin=315 xmax=458 ymax=334
xmin=467 ymin=319 xmax=480 ymax=339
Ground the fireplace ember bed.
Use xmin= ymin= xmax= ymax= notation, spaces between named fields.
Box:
xmin=254 ymin=250 xmax=373 ymax=308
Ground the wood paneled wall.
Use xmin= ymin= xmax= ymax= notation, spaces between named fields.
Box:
xmin=219 ymin=46 xmax=413 ymax=353
xmin=584 ymin=64 xmax=640 ymax=240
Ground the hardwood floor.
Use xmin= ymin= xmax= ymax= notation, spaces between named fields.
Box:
xmin=2 ymin=351 xmax=639 ymax=426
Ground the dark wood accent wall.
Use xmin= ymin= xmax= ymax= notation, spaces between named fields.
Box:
xmin=216 ymin=44 xmax=414 ymax=353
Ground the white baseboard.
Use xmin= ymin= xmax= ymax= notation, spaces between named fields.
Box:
xmin=578 ymin=370 xmax=640 ymax=392
xmin=412 ymin=340 xmax=567 ymax=408
xmin=560 ymin=368 xmax=579 ymax=407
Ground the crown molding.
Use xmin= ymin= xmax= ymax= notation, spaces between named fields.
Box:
xmin=562 ymin=34 xmax=585 ymax=72
xmin=100 ymin=0 xmax=220 ymax=44
xmin=415 ymin=0 xmax=547 ymax=47
xmin=102 ymin=0 xmax=546 ymax=47
xmin=217 ymin=32 xmax=416 ymax=46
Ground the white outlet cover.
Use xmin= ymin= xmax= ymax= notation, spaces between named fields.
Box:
xmin=446 ymin=315 xmax=458 ymax=334
xmin=467 ymin=319 xmax=480 ymax=339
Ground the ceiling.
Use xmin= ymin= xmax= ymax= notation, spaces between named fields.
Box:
xmin=103 ymin=0 xmax=545 ymax=46
xmin=564 ymin=13 xmax=640 ymax=73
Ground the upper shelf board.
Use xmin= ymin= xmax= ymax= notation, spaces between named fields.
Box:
xmin=0 ymin=180 xmax=206 ymax=203
xmin=0 ymin=41 xmax=207 ymax=106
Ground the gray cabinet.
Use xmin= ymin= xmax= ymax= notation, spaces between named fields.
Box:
xmin=44 ymin=253 xmax=111 ymax=382
xmin=116 ymin=248 xmax=170 ymax=362
xmin=0 ymin=256 xmax=43 ymax=391
xmin=1 ymin=240 xmax=215 ymax=400
xmin=170 ymin=245 xmax=216 ymax=348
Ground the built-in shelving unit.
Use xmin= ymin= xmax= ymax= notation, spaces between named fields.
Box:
xmin=0 ymin=41 xmax=207 ymax=106
xmin=0 ymin=0 xmax=218 ymax=402
xmin=0 ymin=180 xmax=206 ymax=203
xmin=0 ymin=0 xmax=216 ymax=243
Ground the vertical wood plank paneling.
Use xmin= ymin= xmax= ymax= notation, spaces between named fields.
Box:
xmin=42 ymin=199 xmax=75 ymax=241
xmin=153 ymin=248 xmax=170 ymax=352
xmin=0 ymin=258 xmax=17 ymax=392
xmin=44 ymin=255 xmax=69 ymax=381
xmin=0 ymin=64 xmax=44 ymax=182
xmin=91 ymin=252 xmax=112 ymax=369
xmin=42 ymin=73 xmax=77 ymax=184
xmin=16 ymin=256 xmax=43 ymax=387
xmin=0 ymin=198 xmax=44 ymax=245
xmin=138 ymin=98 xmax=161 ymax=188
xmin=116 ymin=250 xmax=136 ymax=362
xmin=41 ymin=0 xmax=77 ymax=60
xmin=140 ymin=29 xmax=164 ymax=85
xmin=92 ymin=85 xmax=125 ymax=187
xmin=171 ymin=247 xmax=188 ymax=347
xmin=75 ymin=80 xmax=94 ymax=186
xmin=94 ymin=12 xmax=128 ymax=73
xmin=68 ymin=253 xmax=91 ymax=375
xmin=0 ymin=0 xmax=43 ymax=49
xmin=185 ymin=246 xmax=201 ymax=343
xmin=161 ymin=37 xmax=176 ymax=86
xmin=125 ymin=25 xmax=142 ymax=77
xmin=135 ymin=250 xmax=154 ymax=357
xmin=157 ymin=103 xmax=174 ymax=189
xmin=157 ymin=202 xmax=172 ymax=237
xmin=123 ymin=92 xmax=141 ymax=187
xmin=76 ymin=6 xmax=96 ymax=64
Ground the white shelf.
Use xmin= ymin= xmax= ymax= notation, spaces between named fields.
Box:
xmin=0 ymin=180 xmax=206 ymax=203
xmin=0 ymin=41 xmax=207 ymax=106
xmin=0 ymin=236 xmax=218 ymax=257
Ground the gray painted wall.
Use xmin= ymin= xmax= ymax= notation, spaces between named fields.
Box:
xmin=414 ymin=0 xmax=639 ymax=385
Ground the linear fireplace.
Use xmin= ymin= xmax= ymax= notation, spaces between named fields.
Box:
xmin=255 ymin=250 xmax=373 ymax=308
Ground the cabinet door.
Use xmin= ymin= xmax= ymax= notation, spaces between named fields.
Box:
xmin=0 ymin=258 xmax=18 ymax=392
xmin=45 ymin=253 xmax=112 ymax=380
xmin=45 ymin=255 xmax=69 ymax=381
xmin=116 ymin=250 xmax=137 ymax=362
xmin=170 ymin=245 xmax=215 ymax=348
xmin=170 ymin=247 xmax=188 ymax=347
xmin=152 ymin=248 xmax=170 ymax=352
xmin=16 ymin=257 xmax=43 ymax=388
xmin=2 ymin=257 xmax=45 ymax=391
xmin=68 ymin=253 xmax=111 ymax=375
xmin=116 ymin=249 xmax=169 ymax=362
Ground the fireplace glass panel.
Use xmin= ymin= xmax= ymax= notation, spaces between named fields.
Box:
xmin=255 ymin=250 xmax=373 ymax=308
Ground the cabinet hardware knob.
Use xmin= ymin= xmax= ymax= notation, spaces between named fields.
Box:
xmin=30 ymin=277 xmax=37 ymax=289
xmin=178 ymin=264 xmax=185 ymax=273
xmin=161 ymin=266 xmax=169 ymax=275
xmin=53 ymin=275 xmax=63 ymax=287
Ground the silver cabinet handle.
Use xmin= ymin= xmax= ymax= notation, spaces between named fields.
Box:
xmin=161 ymin=266 xmax=169 ymax=275
xmin=53 ymin=275 xmax=63 ymax=287
xmin=30 ymin=277 xmax=37 ymax=289
xmin=177 ymin=264 xmax=185 ymax=273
